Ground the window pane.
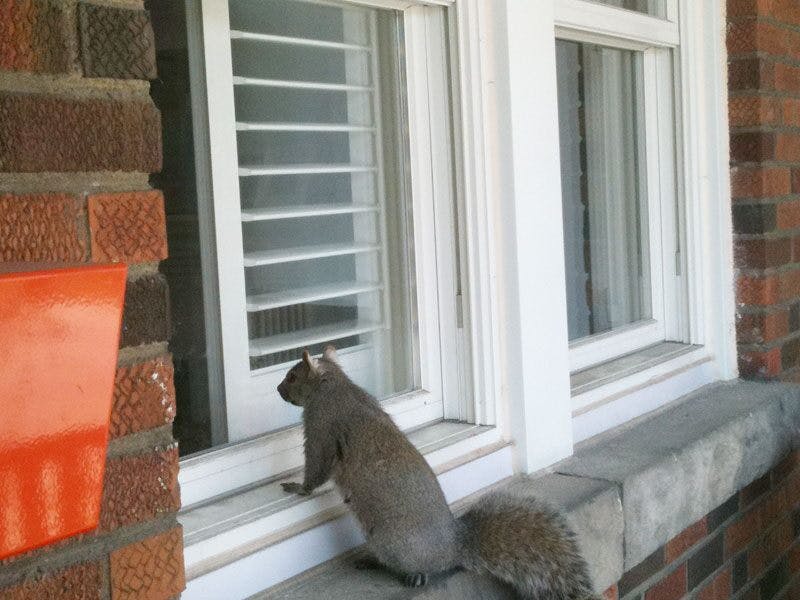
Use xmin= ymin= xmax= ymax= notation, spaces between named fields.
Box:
xmin=556 ymin=40 xmax=651 ymax=342
xmin=587 ymin=0 xmax=667 ymax=18
xmin=231 ymin=1 xmax=416 ymax=404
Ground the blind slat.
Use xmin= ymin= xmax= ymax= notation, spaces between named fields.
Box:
xmin=249 ymin=319 xmax=384 ymax=357
xmin=241 ymin=203 xmax=378 ymax=222
xmin=243 ymin=243 xmax=380 ymax=267
xmin=237 ymin=122 xmax=375 ymax=133
xmin=233 ymin=76 xmax=373 ymax=93
xmin=247 ymin=281 xmax=383 ymax=312
xmin=239 ymin=164 xmax=377 ymax=176
xmin=231 ymin=30 xmax=371 ymax=52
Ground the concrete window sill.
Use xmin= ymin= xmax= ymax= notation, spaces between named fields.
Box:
xmin=257 ymin=380 xmax=800 ymax=599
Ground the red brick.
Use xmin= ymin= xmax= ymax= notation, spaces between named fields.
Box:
xmin=777 ymin=202 xmax=800 ymax=230
xmin=784 ymin=99 xmax=800 ymax=128
xmin=748 ymin=517 xmax=793 ymax=575
xmin=88 ymin=191 xmax=168 ymax=263
xmin=772 ymin=450 xmax=800 ymax=484
xmin=772 ymin=0 xmax=800 ymax=27
xmin=645 ymin=564 xmax=687 ymax=600
xmin=790 ymin=542 xmax=800 ymax=574
xmin=120 ymin=273 xmax=170 ymax=348
xmin=737 ymin=310 xmax=789 ymax=344
xmin=0 ymin=93 xmax=161 ymax=173
xmin=780 ymin=269 xmax=800 ymax=302
xmin=761 ymin=487 xmax=789 ymax=525
xmin=727 ymin=19 xmax=796 ymax=56
xmin=739 ymin=347 xmax=782 ymax=378
xmin=735 ymin=237 xmax=792 ymax=269
xmin=0 ymin=193 xmax=87 ymax=262
xmin=603 ymin=584 xmax=618 ymax=600
xmin=666 ymin=518 xmax=709 ymax=563
xmin=110 ymin=356 xmax=176 ymax=438
xmin=697 ymin=568 xmax=732 ymax=600
xmin=727 ymin=0 xmax=771 ymax=18
xmin=100 ymin=445 xmax=180 ymax=531
xmin=731 ymin=167 xmax=791 ymax=199
xmin=775 ymin=62 xmax=800 ymax=92
xmin=776 ymin=133 xmax=800 ymax=162
xmin=0 ymin=561 xmax=103 ymax=600
xmin=731 ymin=131 xmax=776 ymax=162
xmin=729 ymin=57 xmax=775 ymax=91
xmin=78 ymin=3 xmax=157 ymax=80
xmin=726 ymin=507 xmax=763 ymax=557
xmin=110 ymin=527 xmax=185 ymax=600
xmin=0 ymin=0 xmax=76 ymax=74
xmin=737 ymin=273 xmax=780 ymax=306
xmin=729 ymin=95 xmax=780 ymax=127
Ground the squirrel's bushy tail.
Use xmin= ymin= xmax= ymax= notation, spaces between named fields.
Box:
xmin=458 ymin=491 xmax=599 ymax=600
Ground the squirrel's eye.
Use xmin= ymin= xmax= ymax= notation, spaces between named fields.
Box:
xmin=288 ymin=373 xmax=296 ymax=383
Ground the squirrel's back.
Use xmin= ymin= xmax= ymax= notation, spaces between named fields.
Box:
xmin=460 ymin=491 xmax=598 ymax=600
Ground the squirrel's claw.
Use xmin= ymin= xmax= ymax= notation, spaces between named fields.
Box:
xmin=281 ymin=482 xmax=308 ymax=495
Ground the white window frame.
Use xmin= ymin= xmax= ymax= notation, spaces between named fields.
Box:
xmin=496 ymin=0 xmax=736 ymax=472
xmin=555 ymin=3 xmax=682 ymax=371
xmin=181 ymin=0 xmax=502 ymax=506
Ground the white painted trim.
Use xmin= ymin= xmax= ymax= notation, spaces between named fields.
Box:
xmin=495 ymin=0 xmax=574 ymax=472
xmin=555 ymin=0 xmax=680 ymax=48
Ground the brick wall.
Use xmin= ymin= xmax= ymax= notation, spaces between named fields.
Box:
xmin=0 ymin=1 xmax=184 ymax=598
xmin=729 ymin=0 xmax=800 ymax=380
xmin=602 ymin=451 xmax=800 ymax=600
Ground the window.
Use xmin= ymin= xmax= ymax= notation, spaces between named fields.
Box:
xmin=166 ymin=0 xmax=474 ymax=500
xmin=554 ymin=0 xmax=684 ymax=373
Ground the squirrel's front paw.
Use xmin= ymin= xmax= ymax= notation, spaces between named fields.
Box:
xmin=281 ymin=482 xmax=309 ymax=495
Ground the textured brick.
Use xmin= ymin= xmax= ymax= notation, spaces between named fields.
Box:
xmin=708 ymin=495 xmax=740 ymax=531
xmin=120 ymin=273 xmax=170 ymax=348
xmin=697 ymin=568 xmax=731 ymax=600
xmin=619 ymin=548 xmax=665 ymax=597
xmin=748 ymin=517 xmax=793 ymax=575
xmin=688 ymin=535 xmax=724 ymax=590
xmin=731 ymin=168 xmax=790 ymax=200
xmin=88 ymin=191 xmax=167 ymax=263
xmin=0 ymin=0 xmax=75 ymax=74
xmin=728 ymin=18 xmax=800 ymax=57
xmin=737 ymin=274 xmax=779 ymax=306
xmin=733 ymin=203 xmax=777 ymax=234
xmin=110 ymin=356 xmax=176 ymax=438
xmin=0 ymin=93 xmax=161 ymax=173
xmin=760 ymin=557 xmax=789 ymax=599
xmin=729 ymin=95 xmax=780 ymax=127
xmin=772 ymin=450 xmax=800 ymax=485
xmin=727 ymin=506 xmax=763 ymax=557
xmin=110 ymin=527 xmax=185 ymax=600
xmin=785 ymin=99 xmax=800 ymax=128
xmin=666 ymin=518 xmax=708 ymax=563
xmin=776 ymin=134 xmax=800 ymax=162
xmin=0 ymin=193 xmax=87 ymax=262
xmin=735 ymin=237 xmax=791 ymax=269
xmin=781 ymin=270 xmax=800 ymax=303
xmin=729 ymin=57 xmax=774 ymax=91
xmin=775 ymin=62 xmax=800 ymax=92
xmin=739 ymin=347 xmax=781 ymax=378
xmin=0 ymin=561 xmax=103 ymax=600
xmin=731 ymin=131 xmax=776 ymax=163
xmin=644 ymin=564 xmax=686 ymax=600
xmin=78 ymin=3 xmax=157 ymax=80
xmin=733 ymin=552 xmax=749 ymax=592
xmin=741 ymin=473 xmax=772 ymax=507
xmin=736 ymin=309 xmax=789 ymax=344
xmin=100 ymin=445 xmax=179 ymax=531
xmin=777 ymin=202 xmax=800 ymax=230
xmin=782 ymin=337 xmax=800 ymax=370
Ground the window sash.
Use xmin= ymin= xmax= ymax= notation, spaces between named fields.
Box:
xmin=185 ymin=0 xmax=467 ymax=499
xmin=557 ymin=25 xmax=682 ymax=373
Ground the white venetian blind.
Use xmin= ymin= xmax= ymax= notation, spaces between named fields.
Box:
xmin=228 ymin=0 xmax=411 ymax=398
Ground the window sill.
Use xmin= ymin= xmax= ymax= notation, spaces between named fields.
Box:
xmin=256 ymin=380 xmax=800 ymax=599
xmin=179 ymin=420 xmax=510 ymax=583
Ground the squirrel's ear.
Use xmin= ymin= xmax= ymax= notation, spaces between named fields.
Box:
xmin=322 ymin=345 xmax=338 ymax=364
xmin=302 ymin=350 xmax=319 ymax=375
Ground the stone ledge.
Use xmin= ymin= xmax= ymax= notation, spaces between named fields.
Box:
xmin=257 ymin=380 xmax=800 ymax=599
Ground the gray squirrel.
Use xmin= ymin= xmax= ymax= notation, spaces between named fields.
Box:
xmin=278 ymin=346 xmax=598 ymax=599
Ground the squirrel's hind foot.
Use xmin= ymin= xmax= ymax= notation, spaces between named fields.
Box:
xmin=403 ymin=573 xmax=428 ymax=588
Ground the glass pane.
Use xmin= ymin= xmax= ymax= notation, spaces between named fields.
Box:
xmin=231 ymin=1 xmax=417 ymax=408
xmin=556 ymin=40 xmax=651 ymax=342
xmin=588 ymin=0 xmax=667 ymax=18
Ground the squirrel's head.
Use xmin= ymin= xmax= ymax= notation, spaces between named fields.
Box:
xmin=277 ymin=346 xmax=340 ymax=407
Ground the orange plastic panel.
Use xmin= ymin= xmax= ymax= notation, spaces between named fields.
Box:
xmin=0 ymin=264 xmax=127 ymax=559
